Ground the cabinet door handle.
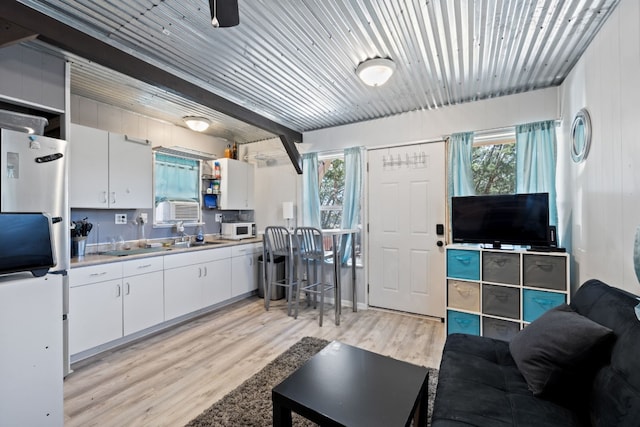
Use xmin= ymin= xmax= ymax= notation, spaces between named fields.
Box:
xmin=204 ymin=266 xmax=208 ymax=277
xmin=125 ymin=282 xmax=130 ymax=295
xmin=102 ymin=191 xmax=108 ymax=204
xmin=198 ymin=267 xmax=202 ymax=278
xmin=90 ymin=271 xmax=108 ymax=277
xmin=137 ymin=264 xmax=152 ymax=269
xmin=116 ymin=284 xmax=121 ymax=297
xmin=111 ymin=191 xmax=116 ymax=204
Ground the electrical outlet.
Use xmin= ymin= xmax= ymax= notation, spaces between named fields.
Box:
xmin=215 ymin=213 xmax=223 ymax=222
xmin=139 ymin=213 xmax=148 ymax=224
xmin=115 ymin=213 xmax=127 ymax=224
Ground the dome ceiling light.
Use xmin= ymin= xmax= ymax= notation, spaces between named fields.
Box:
xmin=356 ymin=57 xmax=396 ymax=87
xmin=183 ymin=116 xmax=211 ymax=132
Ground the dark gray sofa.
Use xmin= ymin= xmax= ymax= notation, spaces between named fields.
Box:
xmin=432 ymin=279 xmax=640 ymax=426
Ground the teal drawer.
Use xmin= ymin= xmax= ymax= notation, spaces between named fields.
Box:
xmin=447 ymin=310 xmax=480 ymax=336
xmin=523 ymin=289 xmax=566 ymax=322
xmin=447 ymin=249 xmax=480 ymax=280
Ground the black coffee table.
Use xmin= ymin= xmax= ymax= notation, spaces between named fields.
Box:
xmin=272 ymin=341 xmax=430 ymax=427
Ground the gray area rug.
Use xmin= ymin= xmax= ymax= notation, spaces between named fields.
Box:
xmin=186 ymin=336 xmax=439 ymax=426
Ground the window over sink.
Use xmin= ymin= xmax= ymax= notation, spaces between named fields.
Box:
xmin=153 ymin=152 xmax=202 ymax=226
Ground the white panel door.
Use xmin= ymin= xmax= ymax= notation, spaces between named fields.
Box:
xmin=368 ymin=142 xmax=446 ymax=317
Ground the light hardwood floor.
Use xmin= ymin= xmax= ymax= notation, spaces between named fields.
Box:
xmin=64 ymin=296 xmax=446 ymax=426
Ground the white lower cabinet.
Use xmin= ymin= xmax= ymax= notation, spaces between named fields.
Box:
xmin=122 ymin=257 xmax=164 ymax=336
xmin=69 ymin=262 xmax=123 ymax=355
xmin=70 ymin=243 xmax=256 ymax=356
xmin=164 ymin=246 xmax=232 ymax=320
xmin=203 ymin=258 xmax=232 ymax=306
xmin=231 ymin=243 xmax=262 ymax=298
xmin=164 ymin=264 xmax=206 ymax=320
xmin=0 ymin=274 xmax=63 ymax=427
xmin=70 ymin=258 xmax=164 ymax=355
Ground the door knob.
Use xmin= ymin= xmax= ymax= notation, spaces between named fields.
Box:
xmin=436 ymin=240 xmax=444 ymax=247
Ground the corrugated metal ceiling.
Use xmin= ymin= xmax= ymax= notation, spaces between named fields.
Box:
xmin=18 ymin=0 xmax=619 ymax=143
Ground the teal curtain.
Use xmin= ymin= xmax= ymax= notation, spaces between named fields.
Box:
xmin=447 ymin=132 xmax=475 ymax=229
xmin=515 ymin=120 xmax=558 ymax=227
xmin=154 ymin=153 xmax=199 ymax=204
xmin=340 ymin=147 xmax=363 ymax=264
xmin=447 ymin=132 xmax=475 ymax=198
xmin=302 ymin=152 xmax=321 ymax=228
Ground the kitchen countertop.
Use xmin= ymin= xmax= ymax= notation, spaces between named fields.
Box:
xmin=70 ymin=236 xmax=263 ymax=268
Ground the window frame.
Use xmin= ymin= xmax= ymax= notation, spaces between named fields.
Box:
xmin=318 ymin=154 xmax=345 ymax=230
xmin=152 ymin=152 xmax=203 ymax=227
xmin=471 ymin=132 xmax=516 ymax=196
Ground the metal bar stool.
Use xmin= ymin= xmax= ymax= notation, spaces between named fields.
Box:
xmin=294 ymin=226 xmax=336 ymax=326
xmin=263 ymin=226 xmax=298 ymax=317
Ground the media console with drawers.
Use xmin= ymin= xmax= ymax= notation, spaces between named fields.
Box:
xmin=445 ymin=245 xmax=569 ymax=340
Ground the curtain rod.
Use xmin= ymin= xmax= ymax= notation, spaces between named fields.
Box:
xmin=448 ymin=119 xmax=562 ymax=140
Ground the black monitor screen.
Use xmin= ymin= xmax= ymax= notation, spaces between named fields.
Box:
xmin=0 ymin=213 xmax=55 ymax=276
xmin=451 ymin=193 xmax=550 ymax=247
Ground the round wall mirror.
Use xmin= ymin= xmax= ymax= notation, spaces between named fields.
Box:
xmin=570 ymin=108 xmax=592 ymax=163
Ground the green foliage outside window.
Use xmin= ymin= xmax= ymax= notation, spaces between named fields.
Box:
xmin=472 ymin=142 xmax=516 ymax=195
xmin=319 ymin=158 xmax=344 ymax=229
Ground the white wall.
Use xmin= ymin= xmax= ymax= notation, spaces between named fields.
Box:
xmin=70 ymin=95 xmax=229 ymax=156
xmin=303 ymin=87 xmax=558 ymax=151
xmin=250 ymin=87 xmax=559 ymax=223
xmin=559 ymin=0 xmax=640 ymax=293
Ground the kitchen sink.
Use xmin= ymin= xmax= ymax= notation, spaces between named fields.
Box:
xmin=101 ymin=247 xmax=171 ymax=257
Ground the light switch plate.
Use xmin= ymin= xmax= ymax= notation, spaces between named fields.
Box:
xmin=215 ymin=213 xmax=223 ymax=222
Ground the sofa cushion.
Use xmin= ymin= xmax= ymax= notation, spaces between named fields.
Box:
xmin=509 ymin=303 xmax=614 ymax=406
xmin=431 ymin=333 xmax=585 ymax=427
xmin=570 ymin=279 xmax=640 ymax=427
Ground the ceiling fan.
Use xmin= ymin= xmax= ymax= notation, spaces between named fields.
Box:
xmin=208 ymin=0 xmax=240 ymax=28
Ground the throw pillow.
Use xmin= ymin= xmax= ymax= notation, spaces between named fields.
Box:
xmin=509 ymin=303 xmax=614 ymax=406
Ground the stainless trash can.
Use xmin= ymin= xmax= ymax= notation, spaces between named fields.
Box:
xmin=258 ymin=254 xmax=286 ymax=300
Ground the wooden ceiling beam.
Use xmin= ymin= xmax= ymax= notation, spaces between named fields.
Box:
xmin=0 ymin=2 xmax=303 ymax=174
xmin=0 ymin=17 xmax=37 ymax=48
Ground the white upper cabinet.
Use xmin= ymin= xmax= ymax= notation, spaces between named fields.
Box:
xmin=69 ymin=123 xmax=152 ymax=209
xmin=218 ymin=158 xmax=255 ymax=210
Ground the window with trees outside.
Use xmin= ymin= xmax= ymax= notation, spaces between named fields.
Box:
xmin=319 ymin=156 xmax=345 ymax=229
xmin=318 ymin=155 xmax=362 ymax=265
xmin=472 ymin=135 xmax=516 ymax=195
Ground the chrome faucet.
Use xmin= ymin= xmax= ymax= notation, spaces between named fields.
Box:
xmin=174 ymin=221 xmax=190 ymax=243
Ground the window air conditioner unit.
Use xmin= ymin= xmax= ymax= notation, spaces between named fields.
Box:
xmin=156 ymin=200 xmax=199 ymax=222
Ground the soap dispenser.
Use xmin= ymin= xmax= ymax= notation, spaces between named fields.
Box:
xmin=196 ymin=225 xmax=205 ymax=243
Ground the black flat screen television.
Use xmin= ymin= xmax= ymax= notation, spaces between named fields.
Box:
xmin=451 ymin=193 xmax=550 ymax=248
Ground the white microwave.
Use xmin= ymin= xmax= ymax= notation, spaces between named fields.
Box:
xmin=221 ymin=222 xmax=255 ymax=240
